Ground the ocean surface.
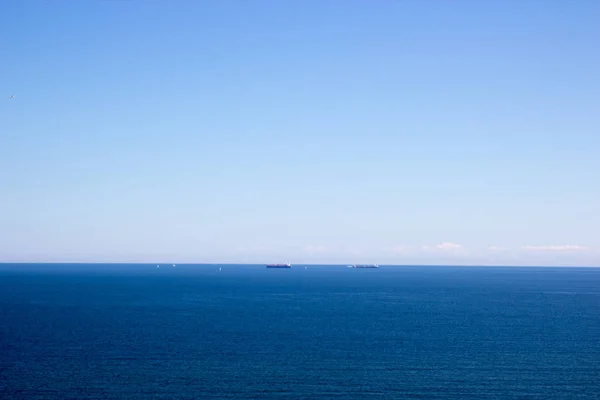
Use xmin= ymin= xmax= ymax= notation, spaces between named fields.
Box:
xmin=1 ymin=264 xmax=599 ymax=399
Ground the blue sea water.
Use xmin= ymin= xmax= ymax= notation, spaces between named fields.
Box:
xmin=1 ymin=264 xmax=599 ymax=399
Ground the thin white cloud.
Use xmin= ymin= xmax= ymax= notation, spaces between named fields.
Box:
xmin=436 ymin=242 xmax=462 ymax=250
xmin=418 ymin=242 xmax=467 ymax=256
xmin=521 ymin=245 xmax=589 ymax=251
xmin=422 ymin=242 xmax=462 ymax=251
xmin=386 ymin=243 xmax=467 ymax=256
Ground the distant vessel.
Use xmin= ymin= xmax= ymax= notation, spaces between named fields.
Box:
xmin=266 ymin=262 xmax=292 ymax=268
xmin=351 ymin=264 xmax=379 ymax=269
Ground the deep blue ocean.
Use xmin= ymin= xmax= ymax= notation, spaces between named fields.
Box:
xmin=1 ymin=264 xmax=599 ymax=399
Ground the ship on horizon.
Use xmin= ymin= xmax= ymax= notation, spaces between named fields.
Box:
xmin=266 ymin=262 xmax=292 ymax=268
xmin=351 ymin=264 xmax=379 ymax=269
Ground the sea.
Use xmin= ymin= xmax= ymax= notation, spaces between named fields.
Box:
xmin=0 ymin=264 xmax=599 ymax=400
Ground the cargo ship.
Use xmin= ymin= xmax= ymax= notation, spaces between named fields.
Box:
xmin=351 ymin=264 xmax=379 ymax=269
xmin=266 ymin=262 xmax=292 ymax=268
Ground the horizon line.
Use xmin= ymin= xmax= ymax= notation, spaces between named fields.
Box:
xmin=0 ymin=262 xmax=599 ymax=268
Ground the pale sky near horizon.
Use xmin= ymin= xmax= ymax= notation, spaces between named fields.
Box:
xmin=1 ymin=1 xmax=599 ymax=266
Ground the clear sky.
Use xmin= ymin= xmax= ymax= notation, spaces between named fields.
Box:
xmin=1 ymin=0 xmax=599 ymax=266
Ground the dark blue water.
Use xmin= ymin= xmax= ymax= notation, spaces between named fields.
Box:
xmin=1 ymin=264 xmax=599 ymax=399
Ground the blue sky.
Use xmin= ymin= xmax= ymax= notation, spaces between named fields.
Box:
xmin=1 ymin=0 xmax=599 ymax=265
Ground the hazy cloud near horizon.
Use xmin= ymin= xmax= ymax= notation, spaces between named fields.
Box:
xmin=3 ymin=242 xmax=597 ymax=267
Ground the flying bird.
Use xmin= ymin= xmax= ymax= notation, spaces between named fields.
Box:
xmin=9 ymin=95 xmax=14 ymax=99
